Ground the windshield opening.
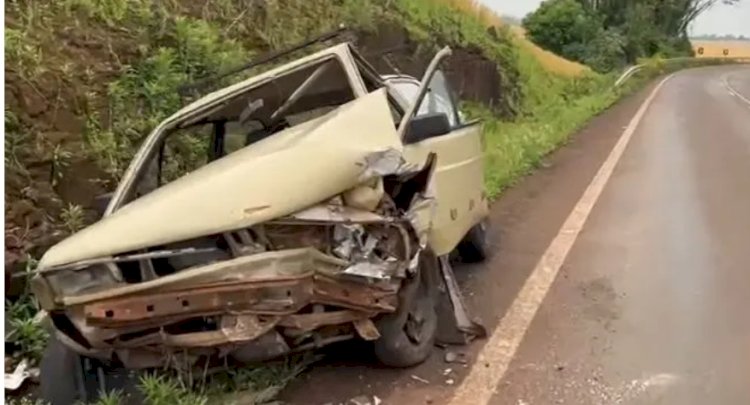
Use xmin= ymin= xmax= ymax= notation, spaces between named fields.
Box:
xmin=126 ymin=57 xmax=356 ymax=204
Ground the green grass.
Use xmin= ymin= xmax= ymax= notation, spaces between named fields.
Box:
xmin=479 ymin=87 xmax=616 ymax=197
xmin=81 ymin=355 xmax=314 ymax=405
xmin=6 ymin=257 xmax=49 ymax=365
xmin=4 ymin=28 xmax=44 ymax=80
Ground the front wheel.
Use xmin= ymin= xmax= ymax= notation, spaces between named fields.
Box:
xmin=456 ymin=219 xmax=490 ymax=263
xmin=373 ymin=254 xmax=438 ymax=367
xmin=40 ymin=335 xmax=84 ymax=405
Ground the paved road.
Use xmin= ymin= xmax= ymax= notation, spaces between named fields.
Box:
xmin=491 ymin=66 xmax=750 ymax=405
xmin=282 ymin=65 xmax=750 ymax=405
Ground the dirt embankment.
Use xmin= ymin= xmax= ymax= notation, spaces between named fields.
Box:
xmin=4 ymin=0 xmax=517 ymax=296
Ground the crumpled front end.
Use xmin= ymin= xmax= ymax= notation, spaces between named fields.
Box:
xmin=31 ymin=153 xmax=439 ymax=369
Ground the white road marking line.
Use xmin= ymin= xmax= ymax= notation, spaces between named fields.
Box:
xmin=447 ymin=75 xmax=675 ymax=405
xmin=723 ymin=74 xmax=750 ymax=107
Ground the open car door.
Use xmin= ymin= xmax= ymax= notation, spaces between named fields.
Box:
xmin=397 ymin=47 xmax=488 ymax=257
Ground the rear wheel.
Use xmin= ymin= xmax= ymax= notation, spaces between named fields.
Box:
xmin=373 ymin=254 xmax=438 ymax=367
xmin=456 ymin=219 xmax=490 ymax=263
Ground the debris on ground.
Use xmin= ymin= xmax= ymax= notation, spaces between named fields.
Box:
xmin=444 ymin=350 xmax=469 ymax=364
xmin=410 ymin=374 xmax=430 ymax=384
xmin=4 ymin=359 xmax=40 ymax=391
xmin=348 ymin=394 xmax=382 ymax=405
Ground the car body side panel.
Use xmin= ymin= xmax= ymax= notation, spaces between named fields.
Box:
xmin=39 ymin=89 xmax=401 ymax=269
xmin=402 ymin=123 xmax=488 ymax=256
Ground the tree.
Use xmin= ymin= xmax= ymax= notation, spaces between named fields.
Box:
xmin=523 ymin=0 xmax=742 ymax=71
xmin=522 ymin=0 xmax=601 ymax=57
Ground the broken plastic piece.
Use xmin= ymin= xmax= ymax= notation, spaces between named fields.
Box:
xmin=4 ymin=359 xmax=39 ymax=391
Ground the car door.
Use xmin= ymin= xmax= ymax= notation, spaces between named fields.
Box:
xmin=395 ymin=48 xmax=488 ymax=256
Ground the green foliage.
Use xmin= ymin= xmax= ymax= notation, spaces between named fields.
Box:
xmin=523 ymin=0 xmax=710 ymax=72
xmin=6 ymin=297 xmax=49 ymax=363
xmin=523 ymin=0 xmax=630 ymax=72
xmin=60 ymin=203 xmax=86 ymax=233
xmin=476 ymin=82 xmax=618 ymax=197
xmin=5 ymin=256 xmax=49 ymax=366
xmin=205 ymin=355 xmax=313 ymax=404
xmin=91 ymin=390 xmax=125 ymax=405
xmin=138 ymin=374 xmax=208 ymax=405
xmin=50 ymin=145 xmax=73 ymax=187
xmin=250 ymin=0 xmax=382 ymax=50
xmin=62 ymin=0 xmax=153 ymax=27
xmin=5 ymin=109 xmax=29 ymax=176
xmin=131 ymin=355 xmax=311 ymax=405
xmin=5 ymin=28 xmax=44 ymax=79
xmin=578 ymin=29 xmax=627 ymax=72
xmin=85 ymin=16 xmax=249 ymax=179
xmin=395 ymin=0 xmax=522 ymax=115
xmin=523 ymin=0 xmax=600 ymax=57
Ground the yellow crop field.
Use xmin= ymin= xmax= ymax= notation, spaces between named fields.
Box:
xmin=510 ymin=25 xmax=590 ymax=77
xmin=436 ymin=0 xmax=590 ymax=76
xmin=692 ymin=40 xmax=750 ymax=58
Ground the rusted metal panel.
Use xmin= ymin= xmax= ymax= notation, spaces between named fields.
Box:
xmin=278 ymin=310 xmax=372 ymax=333
xmin=85 ymin=272 xmax=399 ymax=328
xmin=84 ymin=278 xmax=312 ymax=327
xmin=313 ymin=274 xmax=399 ymax=312
xmin=112 ymin=315 xmax=280 ymax=349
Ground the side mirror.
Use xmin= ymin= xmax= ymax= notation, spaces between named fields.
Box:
xmin=403 ymin=113 xmax=451 ymax=144
xmin=93 ymin=192 xmax=113 ymax=218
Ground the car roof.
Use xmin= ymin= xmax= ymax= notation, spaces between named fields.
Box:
xmin=168 ymin=42 xmax=357 ymax=125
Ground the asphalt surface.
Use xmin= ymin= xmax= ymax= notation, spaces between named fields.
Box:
xmin=282 ymin=65 xmax=750 ymax=405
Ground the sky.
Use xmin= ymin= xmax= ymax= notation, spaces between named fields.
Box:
xmin=482 ymin=0 xmax=750 ymax=37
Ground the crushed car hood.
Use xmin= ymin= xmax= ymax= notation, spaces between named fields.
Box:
xmin=40 ymin=89 xmax=402 ymax=269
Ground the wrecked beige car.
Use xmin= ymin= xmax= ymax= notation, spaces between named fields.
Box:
xmin=31 ymin=41 xmax=489 ymax=402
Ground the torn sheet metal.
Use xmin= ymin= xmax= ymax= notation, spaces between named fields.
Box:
xmin=342 ymin=261 xmax=396 ymax=280
xmin=406 ymin=195 xmax=437 ymax=248
xmin=357 ymin=148 xmax=412 ymax=182
xmin=314 ymin=275 xmax=399 ymax=312
xmin=278 ymin=310 xmax=371 ymax=333
xmin=60 ymin=248 xmax=348 ymax=306
xmin=333 ymin=224 xmax=365 ymax=259
xmin=284 ymin=203 xmax=387 ymax=223
xmin=435 ymin=256 xmax=486 ymax=345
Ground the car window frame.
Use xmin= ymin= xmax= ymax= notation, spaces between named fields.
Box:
xmin=107 ymin=52 xmax=363 ymax=214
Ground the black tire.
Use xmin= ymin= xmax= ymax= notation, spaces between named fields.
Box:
xmin=373 ymin=254 xmax=438 ymax=367
xmin=40 ymin=335 xmax=84 ymax=405
xmin=456 ymin=219 xmax=490 ymax=263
